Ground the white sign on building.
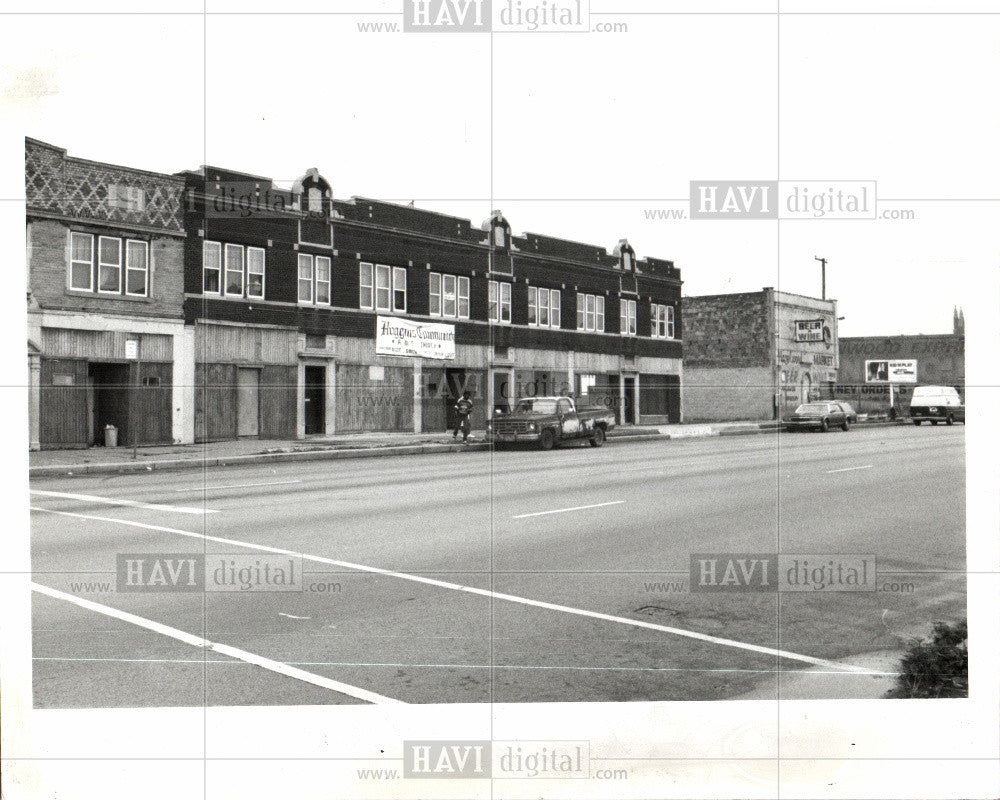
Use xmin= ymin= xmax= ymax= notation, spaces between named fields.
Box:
xmin=375 ymin=316 xmax=456 ymax=360
xmin=794 ymin=319 xmax=825 ymax=342
xmin=865 ymin=359 xmax=917 ymax=384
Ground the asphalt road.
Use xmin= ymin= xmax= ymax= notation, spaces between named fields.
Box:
xmin=30 ymin=424 xmax=966 ymax=706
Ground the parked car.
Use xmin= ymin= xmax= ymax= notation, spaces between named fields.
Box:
xmin=785 ymin=401 xmax=851 ymax=432
xmin=909 ymin=386 xmax=965 ymax=425
xmin=833 ymin=400 xmax=859 ymax=424
xmin=489 ymin=396 xmax=616 ymax=450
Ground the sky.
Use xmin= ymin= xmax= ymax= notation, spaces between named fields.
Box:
xmin=1 ymin=3 xmax=997 ymax=338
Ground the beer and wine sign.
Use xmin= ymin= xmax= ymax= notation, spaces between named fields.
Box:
xmin=794 ymin=319 xmax=827 ymax=343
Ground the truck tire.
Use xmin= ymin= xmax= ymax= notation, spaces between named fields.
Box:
xmin=913 ymin=419 xmax=921 ymax=425
xmin=589 ymin=427 xmax=605 ymax=447
xmin=946 ymin=413 xmax=954 ymax=425
xmin=842 ymin=419 xmax=850 ymax=431
xmin=820 ymin=419 xmax=829 ymax=432
xmin=539 ymin=429 xmax=555 ymax=451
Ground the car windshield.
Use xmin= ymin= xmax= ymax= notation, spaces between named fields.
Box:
xmin=514 ymin=399 xmax=558 ymax=414
xmin=795 ymin=403 xmax=829 ymax=413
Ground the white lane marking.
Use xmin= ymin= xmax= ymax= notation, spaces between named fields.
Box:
xmin=172 ymin=480 xmax=302 ymax=493
xmin=30 ymin=581 xmax=402 ymax=705
xmin=30 ymin=490 xmax=217 ymax=515
xmin=31 ymin=506 xmax=885 ymax=675
xmin=826 ymin=465 xmax=874 ymax=474
xmin=278 ymin=613 xmax=311 ymax=620
xmin=513 ymin=500 xmax=625 ymax=519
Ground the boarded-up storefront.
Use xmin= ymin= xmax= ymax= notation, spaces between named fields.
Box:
xmin=640 ymin=373 xmax=681 ymax=424
xmin=335 ymin=363 xmax=414 ymax=433
xmin=38 ymin=329 xmax=175 ymax=448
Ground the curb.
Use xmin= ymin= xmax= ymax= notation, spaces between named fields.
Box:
xmin=28 ymin=419 xmax=913 ymax=478
xmin=30 ymin=441 xmax=491 ymax=478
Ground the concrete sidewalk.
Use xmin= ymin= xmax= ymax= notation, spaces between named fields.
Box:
xmin=29 ymin=418 xmax=904 ymax=478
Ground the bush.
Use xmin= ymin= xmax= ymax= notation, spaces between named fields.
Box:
xmin=890 ymin=620 xmax=968 ymax=699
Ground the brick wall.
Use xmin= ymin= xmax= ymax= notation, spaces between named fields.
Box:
xmin=28 ymin=219 xmax=185 ymax=319
xmin=682 ymin=291 xmax=771 ymax=367
xmin=682 ymin=366 xmax=773 ymax=422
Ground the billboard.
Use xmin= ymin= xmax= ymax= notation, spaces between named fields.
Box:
xmin=794 ymin=319 xmax=826 ymax=342
xmin=375 ymin=316 xmax=456 ymax=360
xmin=865 ymin=359 xmax=917 ymax=384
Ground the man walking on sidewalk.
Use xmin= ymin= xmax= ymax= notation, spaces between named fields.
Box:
xmin=453 ymin=390 xmax=474 ymax=443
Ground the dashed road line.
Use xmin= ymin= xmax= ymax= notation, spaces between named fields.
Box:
xmin=172 ymin=480 xmax=303 ymax=493
xmin=826 ymin=465 xmax=874 ymax=474
xmin=513 ymin=500 xmax=625 ymax=519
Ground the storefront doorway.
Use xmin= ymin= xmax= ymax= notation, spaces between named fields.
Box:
xmin=304 ymin=365 xmax=326 ymax=435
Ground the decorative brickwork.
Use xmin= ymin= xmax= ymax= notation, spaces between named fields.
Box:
xmin=26 ymin=138 xmax=184 ymax=232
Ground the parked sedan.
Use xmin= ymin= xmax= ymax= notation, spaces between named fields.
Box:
xmin=785 ymin=402 xmax=851 ymax=432
xmin=833 ymin=400 xmax=859 ymax=424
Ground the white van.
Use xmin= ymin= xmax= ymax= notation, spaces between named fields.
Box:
xmin=909 ymin=385 xmax=965 ymax=425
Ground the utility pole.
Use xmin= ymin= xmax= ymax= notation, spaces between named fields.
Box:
xmin=814 ymin=256 xmax=827 ymax=300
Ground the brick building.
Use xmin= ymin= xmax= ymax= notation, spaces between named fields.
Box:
xmin=682 ymin=288 xmax=839 ymax=422
xmin=178 ymin=164 xmax=684 ymax=441
xmin=837 ymin=311 xmax=965 ymax=414
xmin=26 ymin=138 xmax=193 ymax=449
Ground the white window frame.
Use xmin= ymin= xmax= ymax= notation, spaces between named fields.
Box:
xmin=650 ymin=303 xmax=676 ymax=339
xmin=620 ymin=298 xmax=636 ymax=336
xmin=529 ymin=286 xmax=560 ymax=329
xmin=392 ymin=266 xmax=407 ymax=313
xmin=359 ymin=262 xmax=374 ymax=309
xmin=490 ymin=280 xmax=511 ymax=324
xmin=374 ymin=264 xmax=392 ymax=311
xmin=124 ymin=239 xmax=149 ymax=297
xmin=442 ymin=274 xmax=457 ymax=318
xmin=315 ymin=255 xmax=331 ymax=305
xmin=203 ymin=240 xmax=222 ymax=295
xmin=430 ymin=272 xmax=468 ymax=319
xmin=97 ymin=235 xmax=122 ymax=294
xmin=246 ymin=247 xmax=265 ymax=299
xmin=429 ymin=272 xmax=442 ymax=316
xmin=499 ymin=281 xmax=511 ymax=323
xmin=298 ymin=253 xmax=314 ymax=304
xmin=458 ymin=275 xmax=470 ymax=319
xmin=70 ymin=231 xmax=94 ymax=292
xmin=596 ymin=295 xmax=605 ymax=332
xmin=224 ymin=243 xmax=244 ymax=297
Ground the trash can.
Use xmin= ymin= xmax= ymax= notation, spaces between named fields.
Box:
xmin=104 ymin=424 xmax=118 ymax=448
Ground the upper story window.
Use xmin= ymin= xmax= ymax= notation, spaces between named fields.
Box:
xmin=489 ymin=280 xmax=511 ymax=324
xmin=430 ymin=272 xmax=470 ymax=319
xmin=298 ymin=253 xmax=331 ymax=305
xmin=651 ymin=303 xmax=675 ymax=339
xmin=528 ymin=286 xmax=561 ymax=329
xmin=576 ymin=293 xmax=605 ymax=333
xmin=307 ymin=187 xmax=323 ymax=213
xmin=69 ymin=231 xmax=149 ymax=298
xmin=620 ymin=298 xmax=637 ymax=335
xmin=623 ymin=252 xmax=633 ymax=271
xmin=203 ymin=240 xmax=265 ymax=299
xmin=360 ymin=262 xmax=406 ymax=313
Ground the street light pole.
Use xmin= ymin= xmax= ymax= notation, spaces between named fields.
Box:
xmin=814 ymin=256 xmax=827 ymax=300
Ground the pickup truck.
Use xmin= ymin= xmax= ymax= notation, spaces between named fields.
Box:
xmin=489 ymin=396 xmax=616 ymax=450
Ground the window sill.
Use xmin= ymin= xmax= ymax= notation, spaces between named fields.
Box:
xmin=67 ymin=289 xmax=153 ymax=303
